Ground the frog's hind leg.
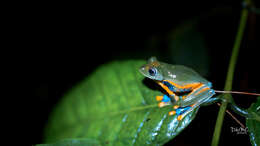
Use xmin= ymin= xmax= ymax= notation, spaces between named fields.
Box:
xmin=181 ymin=84 xmax=215 ymax=107
xmin=174 ymin=104 xmax=195 ymax=121
xmin=168 ymin=105 xmax=192 ymax=117
xmin=170 ymin=87 xmax=215 ymax=121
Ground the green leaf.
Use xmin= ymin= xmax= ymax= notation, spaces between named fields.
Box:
xmin=246 ymin=97 xmax=260 ymax=146
xmin=36 ymin=138 xmax=100 ymax=146
xmin=44 ymin=60 xmax=199 ymax=145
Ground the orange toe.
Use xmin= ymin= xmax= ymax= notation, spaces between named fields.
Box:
xmin=169 ymin=111 xmax=176 ymax=116
xmin=173 ymin=105 xmax=179 ymax=109
xmin=177 ymin=115 xmax=183 ymax=121
xmin=156 ymin=96 xmax=163 ymax=101
xmin=158 ymin=102 xmax=165 ymax=107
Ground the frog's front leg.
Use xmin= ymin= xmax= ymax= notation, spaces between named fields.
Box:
xmin=156 ymin=80 xmax=200 ymax=104
xmin=156 ymin=94 xmax=172 ymax=107
xmin=155 ymin=80 xmax=194 ymax=109
xmin=180 ymin=84 xmax=215 ymax=106
xmin=156 ymin=81 xmax=181 ymax=102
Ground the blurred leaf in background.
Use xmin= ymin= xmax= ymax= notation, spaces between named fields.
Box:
xmin=167 ymin=20 xmax=210 ymax=77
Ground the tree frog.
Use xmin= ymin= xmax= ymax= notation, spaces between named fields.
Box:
xmin=139 ymin=57 xmax=215 ymax=121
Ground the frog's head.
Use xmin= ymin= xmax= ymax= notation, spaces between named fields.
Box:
xmin=139 ymin=57 xmax=164 ymax=81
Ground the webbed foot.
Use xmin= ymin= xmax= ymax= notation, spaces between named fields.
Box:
xmin=156 ymin=94 xmax=171 ymax=107
xmin=169 ymin=105 xmax=193 ymax=121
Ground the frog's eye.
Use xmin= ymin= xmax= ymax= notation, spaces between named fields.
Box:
xmin=148 ymin=68 xmax=157 ymax=76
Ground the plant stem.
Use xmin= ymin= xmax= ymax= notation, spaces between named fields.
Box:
xmin=211 ymin=1 xmax=250 ymax=145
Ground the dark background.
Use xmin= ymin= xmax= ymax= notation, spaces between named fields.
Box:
xmin=12 ymin=1 xmax=259 ymax=145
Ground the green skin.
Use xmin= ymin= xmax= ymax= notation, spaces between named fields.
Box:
xmin=139 ymin=57 xmax=215 ymax=113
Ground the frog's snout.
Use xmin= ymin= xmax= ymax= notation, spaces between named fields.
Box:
xmin=139 ymin=65 xmax=146 ymax=74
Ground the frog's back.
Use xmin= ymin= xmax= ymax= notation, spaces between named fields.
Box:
xmin=161 ymin=63 xmax=209 ymax=86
